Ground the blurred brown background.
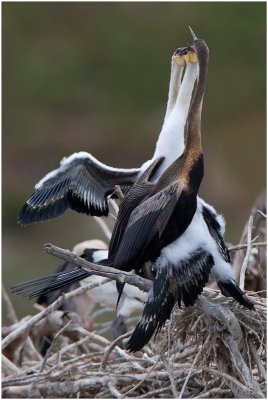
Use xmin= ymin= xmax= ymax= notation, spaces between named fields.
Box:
xmin=3 ymin=2 xmax=266 ymax=319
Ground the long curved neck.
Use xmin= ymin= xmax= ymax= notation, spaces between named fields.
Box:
xmin=164 ymin=58 xmax=183 ymax=121
xmin=183 ymin=39 xmax=209 ymax=157
xmin=151 ymin=62 xmax=198 ymax=180
xmin=155 ymin=39 xmax=209 ymax=192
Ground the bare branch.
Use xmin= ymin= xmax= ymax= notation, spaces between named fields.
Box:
xmin=40 ymin=320 xmax=72 ymax=372
xmin=256 ymin=209 xmax=267 ymax=219
xmin=239 ymin=215 xmax=254 ymax=290
xmin=2 ymin=284 xmax=18 ymax=324
xmin=228 ymin=241 xmax=267 ymax=253
xmin=44 ymin=242 xmax=152 ymax=292
xmin=2 ymin=354 xmax=20 ymax=376
xmin=100 ymin=330 xmax=133 ymax=370
xmin=93 ymin=216 xmax=112 ymax=241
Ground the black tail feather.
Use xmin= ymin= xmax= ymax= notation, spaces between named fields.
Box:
xmin=127 ymin=289 xmax=175 ymax=352
xmin=218 ymin=279 xmax=255 ymax=310
xmin=11 ymin=269 xmax=90 ymax=299
xmin=115 ymin=281 xmax=125 ymax=309
xmin=127 ymin=249 xmax=214 ymax=352
xmin=11 ymin=248 xmax=109 ymax=300
xmin=127 ymin=267 xmax=176 ymax=352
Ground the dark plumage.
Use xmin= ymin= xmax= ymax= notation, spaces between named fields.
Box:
xmin=13 ymin=30 xmax=254 ymax=356
xmin=103 ymin=34 xmax=209 ymax=351
xmin=111 ymin=35 xmax=207 ymax=281
xmin=18 ymin=153 xmax=140 ymax=224
xmin=127 ymin=249 xmax=214 ymax=352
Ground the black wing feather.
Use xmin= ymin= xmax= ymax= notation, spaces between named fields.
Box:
xmin=127 ymin=249 xmax=214 ymax=352
xmin=113 ymin=182 xmax=181 ymax=271
xmin=109 ymin=157 xmax=165 ymax=260
xmin=174 ymin=249 xmax=214 ymax=307
xmin=202 ymin=204 xmax=230 ymax=263
xmin=18 ymin=154 xmax=140 ymax=225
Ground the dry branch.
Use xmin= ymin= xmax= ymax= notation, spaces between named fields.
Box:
xmin=239 ymin=215 xmax=254 ymax=290
xmin=2 ymin=285 xmax=18 ymax=324
xmin=44 ymin=242 xmax=152 ymax=292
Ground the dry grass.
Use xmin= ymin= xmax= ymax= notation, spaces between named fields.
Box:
xmin=2 ymin=288 xmax=266 ymax=398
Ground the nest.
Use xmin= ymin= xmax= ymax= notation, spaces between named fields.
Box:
xmin=2 ymin=288 xmax=266 ymax=399
xmin=3 ymin=194 xmax=266 ymax=398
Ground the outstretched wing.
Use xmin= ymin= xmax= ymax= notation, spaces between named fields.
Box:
xmin=18 ymin=151 xmax=140 ymax=225
xmin=113 ymin=181 xmax=183 ymax=271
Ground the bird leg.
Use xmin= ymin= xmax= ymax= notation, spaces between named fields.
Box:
xmin=111 ymin=315 xmax=127 ymax=348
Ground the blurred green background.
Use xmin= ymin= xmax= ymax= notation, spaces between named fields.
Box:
xmin=3 ymin=2 xmax=266 ymax=320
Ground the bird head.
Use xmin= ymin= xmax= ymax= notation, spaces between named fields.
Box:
xmin=189 ymin=27 xmax=209 ymax=63
xmin=174 ymin=45 xmax=197 ymax=67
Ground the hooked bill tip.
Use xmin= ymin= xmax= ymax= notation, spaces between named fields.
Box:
xmin=189 ymin=26 xmax=198 ymax=41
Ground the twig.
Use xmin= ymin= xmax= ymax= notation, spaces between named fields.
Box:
xmin=223 ymin=333 xmax=265 ymax=398
xmin=252 ymin=300 xmax=267 ymax=308
xmin=248 ymin=341 xmax=267 ymax=380
xmin=138 ymin=384 xmax=172 ymax=398
xmin=2 ymin=354 xmax=21 ymax=375
xmin=77 ymin=327 xmax=144 ymax=371
xmin=40 ymin=320 xmax=72 ymax=372
xmin=228 ymin=241 xmax=267 ymax=252
xmin=2 ymin=284 xmax=18 ymax=323
xmin=2 ymin=285 xmax=42 ymax=362
xmin=178 ymin=335 xmax=211 ymax=398
xmin=108 ymin=378 xmax=123 ymax=398
xmin=162 ymin=356 xmax=178 ymax=398
xmin=2 ymin=288 xmax=265 ymax=398
xmin=93 ymin=217 xmax=112 ymax=241
xmin=33 ymin=337 xmax=90 ymax=371
xmin=163 ymin=313 xmax=179 ymax=398
xmin=109 ymin=198 xmax=119 ymax=215
xmin=121 ymin=355 xmax=162 ymax=397
xmin=185 ymin=364 xmax=260 ymax=396
xmin=239 ymin=215 xmax=254 ymax=290
xmin=24 ymin=336 xmax=43 ymax=362
xmin=44 ymin=243 xmax=152 ymax=292
xmin=198 ymin=388 xmax=233 ymax=398
xmin=196 ymin=297 xmax=243 ymax=344
xmin=100 ymin=330 xmax=133 ymax=370
xmin=256 ymin=209 xmax=267 ymax=219
xmin=3 ymin=278 xmax=110 ymax=350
